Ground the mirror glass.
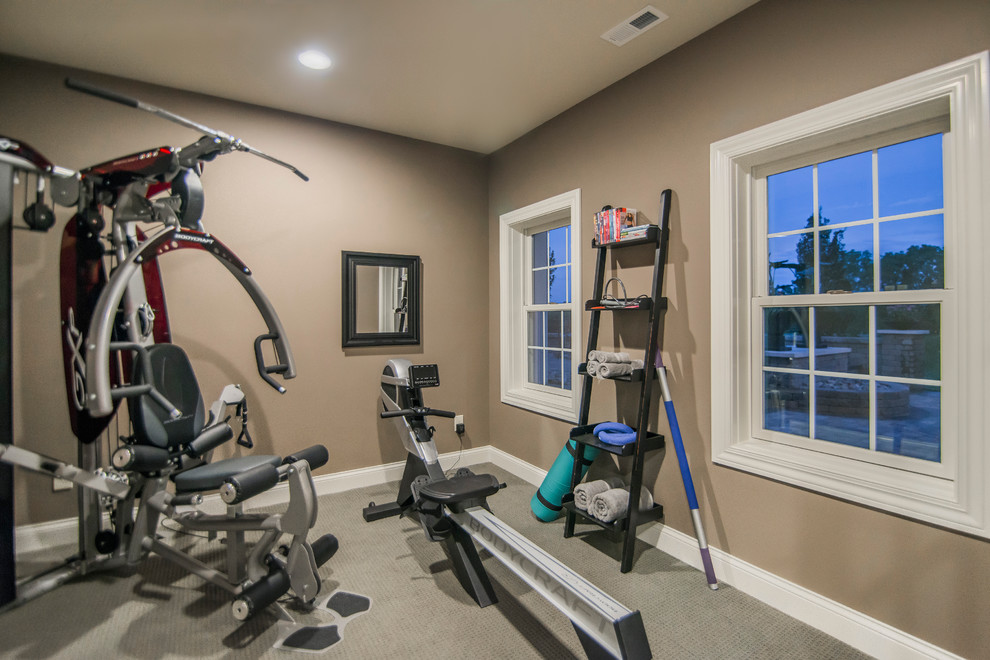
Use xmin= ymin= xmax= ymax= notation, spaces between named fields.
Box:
xmin=354 ymin=264 xmax=409 ymax=333
xmin=342 ymin=251 xmax=420 ymax=347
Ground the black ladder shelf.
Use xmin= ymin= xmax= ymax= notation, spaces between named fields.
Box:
xmin=562 ymin=189 xmax=672 ymax=573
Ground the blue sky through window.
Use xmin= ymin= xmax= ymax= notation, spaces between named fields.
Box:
xmin=819 ymin=151 xmax=872 ymax=224
xmin=768 ymin=166 xmax=813 ymax=233
xmin=878 ymin=134 xmax=943 ymax=217
xmin=528 ymin=225 xmax=572 ymax=390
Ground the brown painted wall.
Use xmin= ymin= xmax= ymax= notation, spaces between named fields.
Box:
xmin=487 ymin=0 xmax=990 ymax=657
xmin=2 ymin=55 xmax=490 ymax=528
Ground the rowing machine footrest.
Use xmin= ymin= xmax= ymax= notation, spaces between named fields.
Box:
xmin=283 ymin=444 xmax=329 ymax=471
xmin=418 ymin=473 xmax=501 ymax=505
xmin=311 ymin=533 xmax=338 ymax=567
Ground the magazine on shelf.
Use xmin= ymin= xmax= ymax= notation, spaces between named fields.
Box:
xmin=593 ymin=207 xmax=657 ymax=244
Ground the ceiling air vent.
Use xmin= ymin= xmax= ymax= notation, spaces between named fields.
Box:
xmin=601 ymin=5 xmax=669 ymax=46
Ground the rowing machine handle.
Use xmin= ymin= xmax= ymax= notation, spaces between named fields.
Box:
xmin=381 ymin=407 xmax=456 ymax=419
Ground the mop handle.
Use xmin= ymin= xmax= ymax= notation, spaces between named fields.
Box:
xmin=655 ymin=350 xmax=719 ymax=589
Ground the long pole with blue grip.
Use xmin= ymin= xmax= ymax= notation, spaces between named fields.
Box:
xmin=655 ymin=351 xmax=718 ymax=589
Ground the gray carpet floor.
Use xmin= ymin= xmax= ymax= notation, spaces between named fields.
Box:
xmin=4 ymin=463 xmax=871 ymax=659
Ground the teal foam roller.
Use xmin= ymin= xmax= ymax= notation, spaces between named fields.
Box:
xmin=530 ymin=440 xmax=600 ymax=521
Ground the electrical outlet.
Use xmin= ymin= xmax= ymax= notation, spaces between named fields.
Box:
xmin=454 ymin=415 xmax=465 ymax=434
xmin=53 ymin=477 xmax=73 ymax=492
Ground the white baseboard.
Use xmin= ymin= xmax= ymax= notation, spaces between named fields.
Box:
xmin=14 ymin=444 xmax=957 ymax=659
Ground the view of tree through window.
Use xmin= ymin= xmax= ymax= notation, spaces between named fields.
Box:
xmin=763 ymin=133 xmax=943 ymax=463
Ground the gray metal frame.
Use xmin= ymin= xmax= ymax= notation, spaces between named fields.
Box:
xmin=1 ymin=159 xmax=17 ymax=607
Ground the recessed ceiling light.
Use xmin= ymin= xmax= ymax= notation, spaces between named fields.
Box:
xmin=298 ymin=49 xmax=332 ymax=70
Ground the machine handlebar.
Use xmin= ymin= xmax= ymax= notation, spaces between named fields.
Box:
xmin=381 ymin=407 xmax=456 ymax=420
xmin=65 ymin=77 xmax=309 ymax=181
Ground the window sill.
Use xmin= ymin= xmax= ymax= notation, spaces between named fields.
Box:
xmin=501 ymin=386 xmax=579 ymax=423
xmin=714 ymin=438 xmax=984 ymax=536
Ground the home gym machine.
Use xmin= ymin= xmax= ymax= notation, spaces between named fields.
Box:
xmin=0 ymin=79 xmax=344 ymax=648
xmin=364 ymin=359 xmax=652 ymax=659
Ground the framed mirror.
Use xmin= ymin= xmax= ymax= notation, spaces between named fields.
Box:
xmin=342 ymin=251 xmax=421 ymax=347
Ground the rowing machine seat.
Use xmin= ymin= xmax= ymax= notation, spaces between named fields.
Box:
xmin=418 ymin=473 xmax=501 ymax=506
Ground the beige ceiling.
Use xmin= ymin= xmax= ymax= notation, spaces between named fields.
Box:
xmin=0 ymin=0 xmax=758 ymax=154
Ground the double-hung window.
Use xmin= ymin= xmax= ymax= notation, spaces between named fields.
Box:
xmin=710 ymin=53 xmax=989 ymax=537
xmin=527 ymin=224 xmax=573 ymax=392
xmin=500 ymin=189 xmax=582 ymax=421
xmin=761 ymin=131 xmax=946 ymax=470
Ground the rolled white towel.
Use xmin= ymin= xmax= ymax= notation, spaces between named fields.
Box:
xmin=596 ymin=360 xmax=644 ymax=379
xmin=589 ymin=486 xmax=654 ymax=523
xmin=572 ymin=477 xmax=624 ymax=510
xmin=585 ymin=360 xmax=601 ymax=377
xmin=588 ymin=350 xmax=631 ymax=364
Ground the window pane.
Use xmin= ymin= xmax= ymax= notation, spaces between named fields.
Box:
xmin=533 ymin=230 xmax=548 ymax=268
xmin=562 ymin=311 xmax=571 ymax=350
xmin=563 ymin=352 xmax=571 ymax=390
xmin=819 ymin=151 xmax=873 ymax=224
xmin=533 ymin=269 xmax=548 ymax=304
xmin=548 ymin=265 xmax=569 ymax=303
xmin=545 ymin=311 xmax=562 ymax=348
xmin=819 ymin=224 xmax=873 ymax=293
xmin=528 ymin=348 xmax=544 ymax=385
xmin=876 ymin=304 xmax=940 ymax=380
xmin=528 ymin=311 xmax=543 ymax=347
xmin=878 ymin=134 xmax=943 ymax=217
xmin=764 ymin=306 xmax=809 ymax=365
xmin=876 ymin=383 xmax=940 ymax=462
xmin=546 ymin=350 xmax=562 ymax=388
xmin=764 ymin=371 xmax=809 ymax=436
xmin=769 ymin=233 xmax=814 ymax=295
xmin=815 ymin=306 xmax=869 ymax=374
xmin=768 ymin=166 xmax=814 ymax=234
xmin=548 ymin=226 xmax=568 ymax=266
xmin=814 ymin=376 xmax=870 ymax=449
xmin=879 ymin=214 xmax=944 ymax=290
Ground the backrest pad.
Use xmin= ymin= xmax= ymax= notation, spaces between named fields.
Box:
xmin=128 ymin=343 xmax=206 ymax=449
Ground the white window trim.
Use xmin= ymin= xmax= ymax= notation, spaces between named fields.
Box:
xmin=500 ymin=189 xmax=582 ymax=422
xmin=710 ymin=52 xmax=990 ymax=537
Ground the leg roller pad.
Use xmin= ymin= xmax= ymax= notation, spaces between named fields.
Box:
xmin=312 ymin=533 xmax=339 ymax=567
xmin=232 ymin=568 xmax=290 ymax=620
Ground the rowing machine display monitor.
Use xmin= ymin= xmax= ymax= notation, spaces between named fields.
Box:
xmin=408 ymin=363 xmax=439 ymax=388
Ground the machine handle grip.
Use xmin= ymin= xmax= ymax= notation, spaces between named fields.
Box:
xmin=254 ymin=334 xmax=289 ymax=393
xmin=187 ymin=423 xmax=234 ymax=458
xmin=381 ymin=407 xmax=456 ymax=419
xmin=66 ymin=77 xmax=140 ymax=108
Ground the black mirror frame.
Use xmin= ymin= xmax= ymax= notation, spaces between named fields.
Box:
xmin=342 ymin=251 xmax=421 ymax=348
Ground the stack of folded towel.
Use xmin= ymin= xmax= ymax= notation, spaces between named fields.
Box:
xmin=572 ymin=478 xmax=654 ymax=523
xmin=585 ymin=351 xmax=644 ymax=379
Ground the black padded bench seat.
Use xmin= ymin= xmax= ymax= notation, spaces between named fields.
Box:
xmin=418 ymin=473 xmax=501 ymax=505
xmin=173 ymin=454 xmax=281 ymax=493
